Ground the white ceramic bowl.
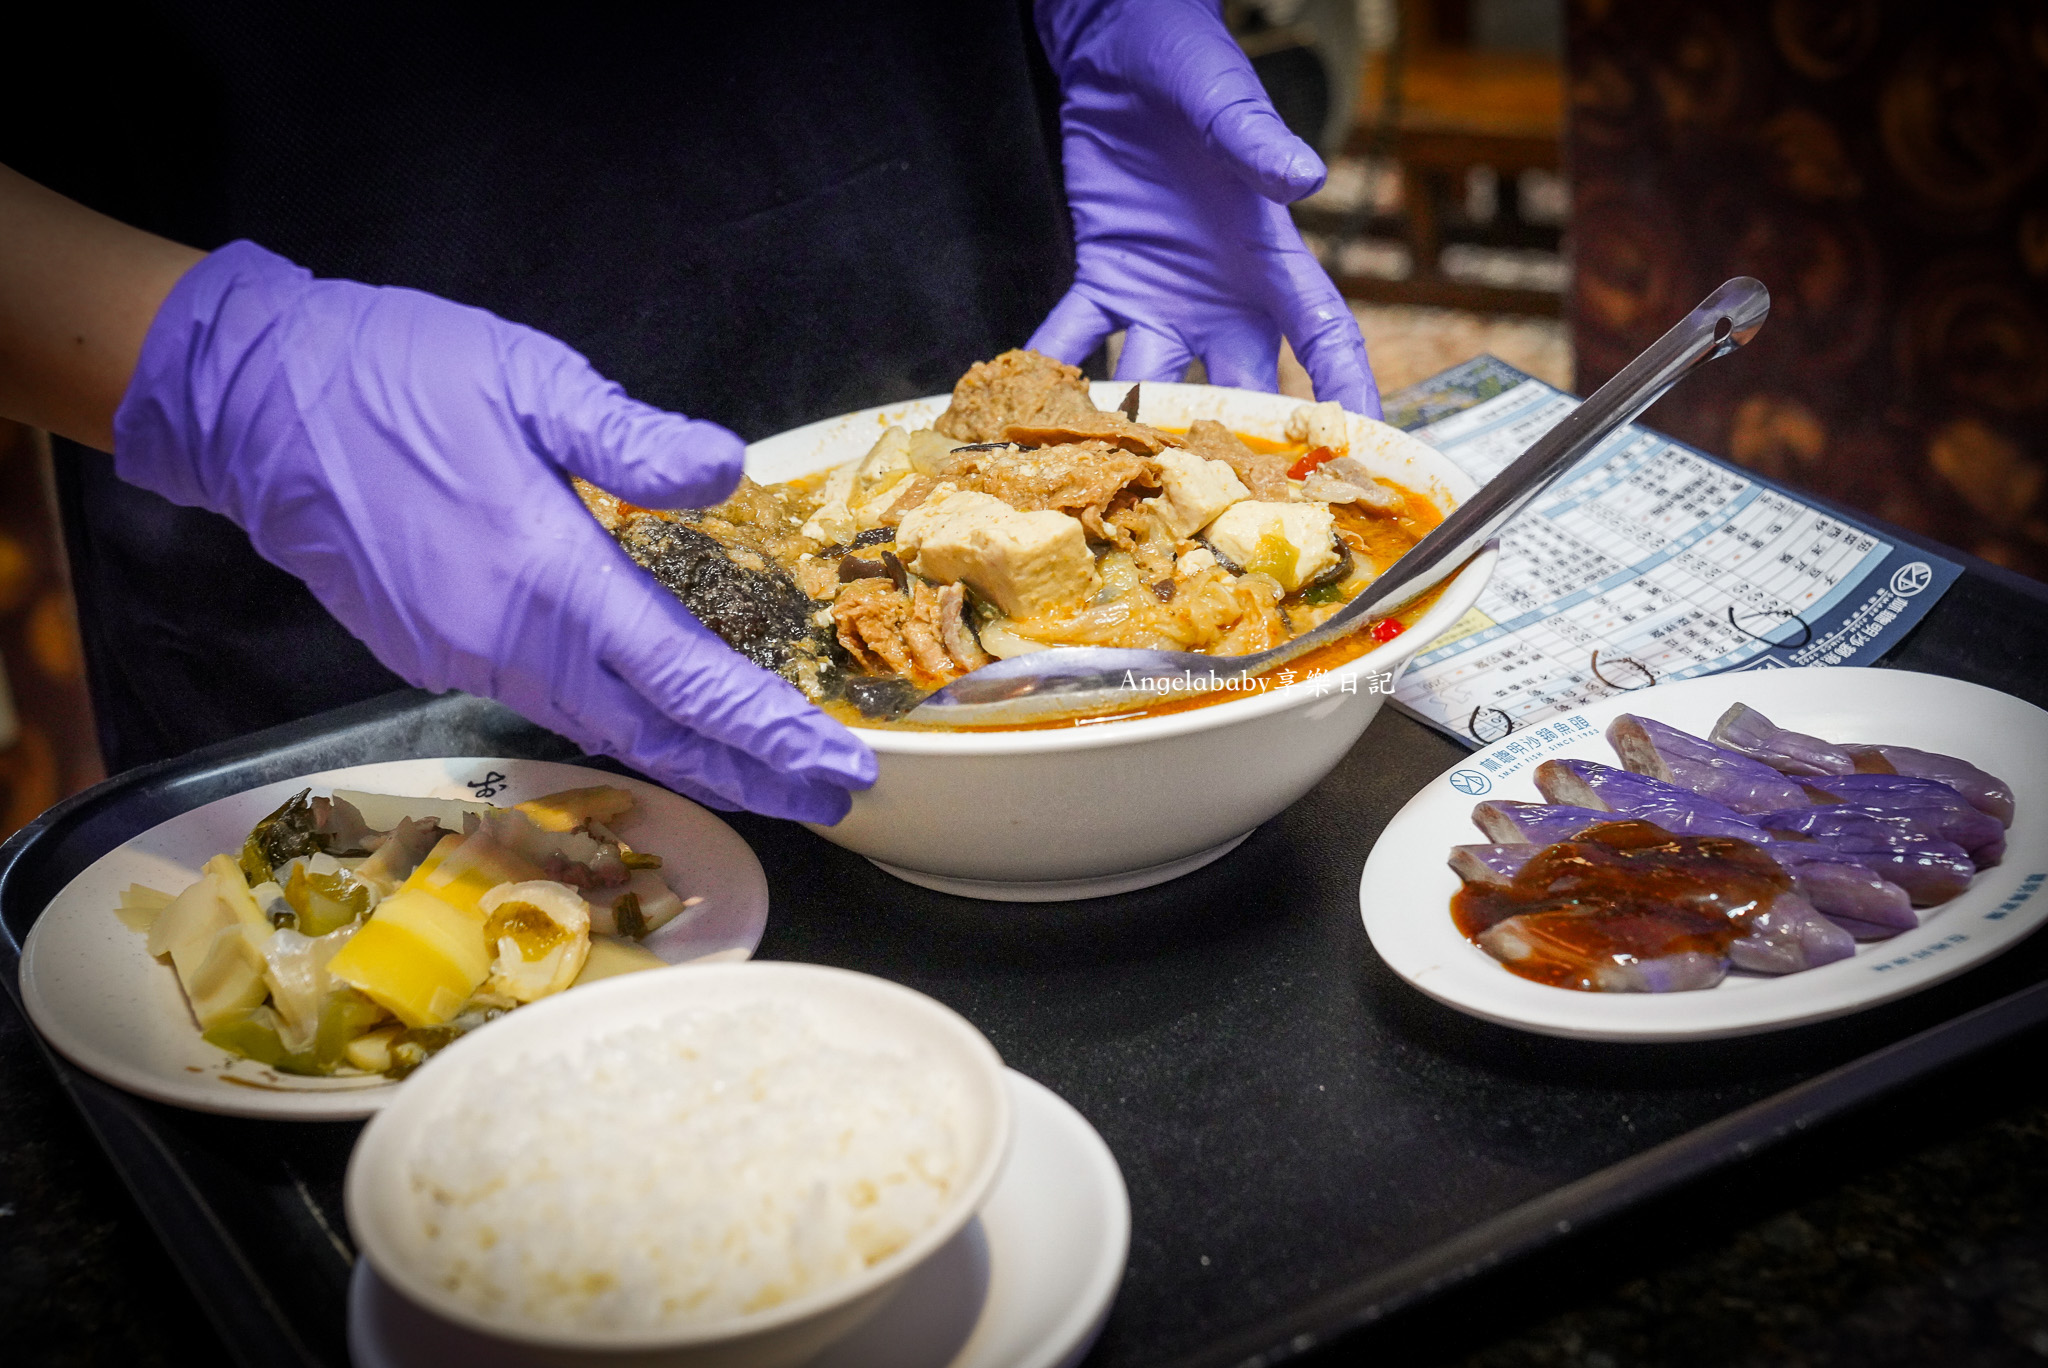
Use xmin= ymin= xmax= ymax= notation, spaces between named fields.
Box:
xmin=747 ymin=382 xmax=1497 ymax=901
xmin=345 ymin=963 xmax=1013 ymax=1368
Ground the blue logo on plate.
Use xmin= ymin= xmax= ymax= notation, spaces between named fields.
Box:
xmin=1448 ymin=769 xmax=1492 ymax=796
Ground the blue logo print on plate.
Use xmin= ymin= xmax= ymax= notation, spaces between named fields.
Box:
xmin=1448 ymin=769 xmax=1492 ymax=796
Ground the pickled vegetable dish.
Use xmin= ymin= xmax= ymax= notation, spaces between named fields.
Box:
xmin=116 ymin=785 xmax=698 ymax=1079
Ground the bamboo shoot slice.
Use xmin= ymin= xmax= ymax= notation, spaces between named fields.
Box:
xmin=325 ymin=888 xmax=489 ymax=1028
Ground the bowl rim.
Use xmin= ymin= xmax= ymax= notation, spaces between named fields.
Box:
xmin=743 ymin=380 xmax=1493 ymax=755
xmin=343 ymin=961 xmax=1014 ymax=1352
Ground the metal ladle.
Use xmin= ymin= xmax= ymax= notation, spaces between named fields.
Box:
xmin=903 ymin=277 xmax=1771 ymax=727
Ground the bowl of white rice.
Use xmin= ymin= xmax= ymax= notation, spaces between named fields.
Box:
xmin=344 ymin=962 xmax=1012 ymax=1366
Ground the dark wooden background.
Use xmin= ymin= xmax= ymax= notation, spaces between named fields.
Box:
xmin=1568 ymin=0 xmax=2048 ymax=583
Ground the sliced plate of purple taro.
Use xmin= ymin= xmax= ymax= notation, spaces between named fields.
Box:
xmin=1361 ymin=669 xmax=2048 ymax=1039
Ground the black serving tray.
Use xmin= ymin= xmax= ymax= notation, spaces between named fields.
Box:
xmin=7 ymin=546 xmax=2048 ymax=1368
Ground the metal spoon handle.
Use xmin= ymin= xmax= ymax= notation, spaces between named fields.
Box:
xmin=1277 ymin=276 xmax=1773 ymax=664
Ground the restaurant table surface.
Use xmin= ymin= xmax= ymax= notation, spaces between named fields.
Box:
xmin=5 ymin=525 xmax=2048 ymax=1368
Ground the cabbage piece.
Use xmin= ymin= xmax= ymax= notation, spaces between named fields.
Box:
xmin=261 ymin=923 xmax=357 ymax=1054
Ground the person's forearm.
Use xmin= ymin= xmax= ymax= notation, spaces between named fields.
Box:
xmin=0 ymin=164 xmax=203 ymax=451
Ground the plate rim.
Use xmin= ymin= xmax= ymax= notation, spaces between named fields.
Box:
xmin=973 ymin=1069 xmax=1132 ymax=1368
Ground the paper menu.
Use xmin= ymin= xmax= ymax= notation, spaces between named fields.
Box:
xmin=1384 ymin=360 xmax=1960 ymax=746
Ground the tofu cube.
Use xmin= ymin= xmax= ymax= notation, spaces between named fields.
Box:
xmin=1146 ymin=450 xmax=1248 ymax=537
xmin=1284 ymin=400 xmax=1351 ymax=452
xmin=1204 ymin=500 xmax=1340 ymax=593
xmin=897 ymin=488 xmax=1099 ymax=617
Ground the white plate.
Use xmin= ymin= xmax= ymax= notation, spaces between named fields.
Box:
xmin=346 ymin=1068 xmax=1131 ymax=1368
xmin=19 ymin=758 xmax=768 ymax=1119
xmin=1362 ymin=669 xmax=2048 ymax=1040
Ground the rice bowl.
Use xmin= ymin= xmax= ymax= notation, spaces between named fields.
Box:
xmin=345 ymin=962 xmax=1012 ymax=1366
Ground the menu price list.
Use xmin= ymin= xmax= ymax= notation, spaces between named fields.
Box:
xmin=1387 ymin=367 xmax=1960 ymax=746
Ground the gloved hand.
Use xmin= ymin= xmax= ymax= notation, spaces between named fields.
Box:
xmin=1029 ymin=0 xmax=1380 ymax=417
xmin=114 ymin=241 xmax=877 ymax=822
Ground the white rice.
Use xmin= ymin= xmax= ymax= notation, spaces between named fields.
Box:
xmin=403 ymin=1002 xmax=964 ymax=1330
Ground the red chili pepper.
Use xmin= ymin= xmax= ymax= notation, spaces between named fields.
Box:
xmin=1287 ymin=446 xmax=1339 ymax=480
xmin=1370 ymin=618 xmax=1406 ymax=643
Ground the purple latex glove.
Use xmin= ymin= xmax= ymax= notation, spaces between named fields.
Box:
xmin=1029 ymin=0 xmax=1380 ymax=416
xmin=113 ymin=242 xmax=876 ymax=822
